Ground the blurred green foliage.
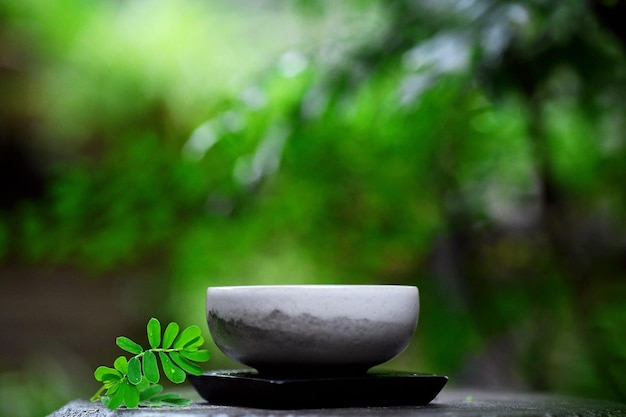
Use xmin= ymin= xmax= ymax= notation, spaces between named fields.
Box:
xmin=1 ymin=0 xmax=626 ymax=415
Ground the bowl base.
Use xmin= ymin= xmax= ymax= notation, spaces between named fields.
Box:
xmin=188 ymin=370 xmax=448 ymax=409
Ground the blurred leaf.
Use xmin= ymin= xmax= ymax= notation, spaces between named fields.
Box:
xmin=149 ymin=392 xmax=193 ymax=407
xmin=160 ymin=397 xmax=193 ymax=407
xmin=139 ymin=384 xmax=163 ymax=402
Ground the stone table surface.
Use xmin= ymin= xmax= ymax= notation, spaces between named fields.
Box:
xmin=47 ymin=389 xmax=626 ymax=417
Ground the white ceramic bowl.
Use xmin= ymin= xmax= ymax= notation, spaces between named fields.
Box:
xmin=206 ymin=285 xmax=419 ymax=375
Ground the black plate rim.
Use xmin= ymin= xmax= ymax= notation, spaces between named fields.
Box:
xmin=188 ymin=369 xmax=449 ymax=409
xmin=196 ymin=369 xmax=448 ymax=383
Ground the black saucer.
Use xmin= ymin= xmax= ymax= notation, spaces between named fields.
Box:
xmin=188 ymin=370 xmax=448 ymax=409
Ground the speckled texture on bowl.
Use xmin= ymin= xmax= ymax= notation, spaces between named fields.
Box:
xmin=206 ymin=285 xmax=419 ymax=375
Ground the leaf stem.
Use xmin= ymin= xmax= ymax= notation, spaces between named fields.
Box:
xmin=90 ymin=385 xmax=107 ymax=402
xmin=134 ymin=347 xmax=184 ymax=359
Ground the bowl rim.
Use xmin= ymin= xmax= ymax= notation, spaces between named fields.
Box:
xmin=207 ymin=284 xmax=417 ymax=290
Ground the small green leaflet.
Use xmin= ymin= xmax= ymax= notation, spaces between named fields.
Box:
xmin=143 ymin=350 xmax=159 ymax=383
xmin=181 ymin=349 xmax=211 ymax=362
xmin=113 ymin=356 xmax=128 ymax=374
xmin=169 ymin=351 xmax=203 ymax=376
xmin=173 ymin=325 xmax=202 ymax=349
xmin=147 ymin=318 xmax=161 ymax=349
xmin=159 ymin=351 xmax=186 ymax=383
xmin=121 ymin=381 xmax=140 ymax=408
xmin=94 ymin=366 xmax=121 ymax=383
xmin=116 ymin=337 xmax=143 ymax=355
xmin=162 ymin=322 xmax=179 ymax=349
xmin=127 ymin=357 xmax=142 ymax=385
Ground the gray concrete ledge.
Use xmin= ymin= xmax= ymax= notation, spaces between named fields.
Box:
xmin=47 ymin=389 xmax=626 ymax=417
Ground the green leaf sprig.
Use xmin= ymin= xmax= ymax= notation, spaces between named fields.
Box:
xmin=91 ymin=318 xmax=210 ymax=409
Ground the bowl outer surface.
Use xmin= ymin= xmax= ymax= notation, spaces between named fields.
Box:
xmin=205 ymin=285 xmax=419 ymax=322
xmin=205 ymin=285 xmax=419 ymax=373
